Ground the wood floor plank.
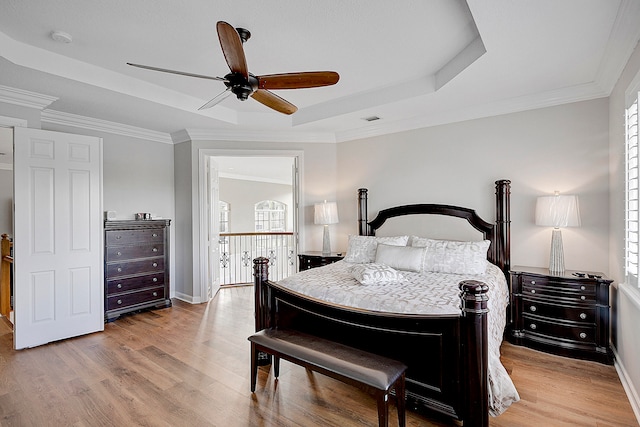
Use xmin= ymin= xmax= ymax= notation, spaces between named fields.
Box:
xmin=0 ymin=285 xmax=636 ymax=426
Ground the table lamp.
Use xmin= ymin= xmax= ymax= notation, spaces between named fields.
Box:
xmin=535 ymin=192 xmax=581 ymax=274
xmin=314 ymin=201 xmax=339 ymax=255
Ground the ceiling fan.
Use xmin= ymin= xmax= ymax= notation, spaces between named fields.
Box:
xmin=127 ymin=21 xmax=339 ymax=115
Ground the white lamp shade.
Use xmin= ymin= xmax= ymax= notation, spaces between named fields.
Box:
xmin=314 ymin=201 xmax=339 ymax=225
xmin=535 ymin=194 xmax=581 ymax=228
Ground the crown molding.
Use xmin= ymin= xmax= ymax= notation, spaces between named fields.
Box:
xmin=41 ymin=110 xmax=173 ymax=144
xmin=172 ymin=128 xmax=336 ymax=144
xmin=335 ymin=81 xmax=608 ymax=143
xmin=0 ymin=85 xmax=58 ymax=110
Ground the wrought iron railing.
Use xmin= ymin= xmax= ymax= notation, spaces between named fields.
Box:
xmin=219 ymin=232 xmax=296 ymax=285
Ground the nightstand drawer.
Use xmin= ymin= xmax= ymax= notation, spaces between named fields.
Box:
xmin=523 ymin=299 xmax=595 ymax=324
xmin=522 ymin=278 xmax=595 ymax=302
xmin=524 ymin=315 xmax=596 ymax=344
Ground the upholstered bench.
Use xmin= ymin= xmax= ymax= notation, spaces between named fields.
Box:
xmin=249 ymin=328 xmax=407 ymax=427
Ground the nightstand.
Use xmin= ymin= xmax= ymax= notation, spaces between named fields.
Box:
xmin=298 ymin=252 xmax=344 ymax=271
xmin=508 ymin=266 xmax=613 ymax=364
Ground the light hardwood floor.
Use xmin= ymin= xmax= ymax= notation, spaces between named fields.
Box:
xmin=0 ymin=286 xmax=637 ymax=426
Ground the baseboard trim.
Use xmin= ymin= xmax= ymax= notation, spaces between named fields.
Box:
xmin=612 ymin=346 xmax=640 ymax=424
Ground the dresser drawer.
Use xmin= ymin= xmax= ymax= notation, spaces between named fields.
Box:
xmin=106 ymin=228 xmax=165 ymax=246
xmin=106 ymin=273 xmax=165 ymax=295
xmin=106 ymin=257 xmax=164 ymax=277
xmin=523 ymin=315 xmax=596 ymax=344
xmin=106 ymin=243 xmax=164 ymax=261
xmin=523 ymin=299 xmax=595 ymax=324
xmin=106 ymin=286 xmax=165 ymax=311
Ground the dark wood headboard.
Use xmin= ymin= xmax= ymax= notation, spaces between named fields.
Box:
xmin=357 ymin=179 xmax=511 ymax=278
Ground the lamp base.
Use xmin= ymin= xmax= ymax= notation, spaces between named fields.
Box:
xmin=549 ymin=228 xmax=565 ymax=274
xmin=322 ymin=225 xmax=331 ymax=256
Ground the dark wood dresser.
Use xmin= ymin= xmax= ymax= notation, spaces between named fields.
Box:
xmin=104 ymin=220 xmax=171 ymax=321
xmin=509 ymin=266 xmax=613 ymax=364
xmin=298 ymin=252 xmax=344 ymax=271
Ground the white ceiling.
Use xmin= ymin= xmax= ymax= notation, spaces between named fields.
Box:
xmin=0 ymin=0 xmax=639 ymax=145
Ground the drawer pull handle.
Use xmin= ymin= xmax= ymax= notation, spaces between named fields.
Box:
xmin=152 ymin=233 xmax=158 ymax=237
xmin=117 ymin=251 xmax=122 ymax=256
xmin=530 ymin=323 xmax=537 ymax=330
xmin=580 ymin=285 xmax=586 ymax=291
xmin=580 ymin=295 xmax=586 ymax=300
xmin=530 ymin=289 xmax=536 ymax=294
xmin=116 ymin=235 xmax=121 ymax=239
xmin=153 ymin=278 xmax=158 ymax=282
xmin=530 ymin=280 xmax=536 ymax=285
xmin=580 ymin=332 xmax=587 ymax=339
xmin=117 ymin=267 xmax=122 ymax=272
xmin=117 ymin=299 xmax=122 ymax=305
xmin=152 ymin=247 xmax=158 ymax=252
xmin=580 ymin=313 xmax=587 ymax=320
xmin=153 ymin=292 xmax=158 ymax=297
xmin=117 ymin=283 xmax=122 ymax=289
xmin=530 ymin=305 xmax=537 ymax=312
xmin=152 ymin=262 xmax=158 ymax=267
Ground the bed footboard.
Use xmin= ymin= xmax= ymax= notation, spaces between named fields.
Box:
xmin=253 ymin=257 xmax=490 ymax=427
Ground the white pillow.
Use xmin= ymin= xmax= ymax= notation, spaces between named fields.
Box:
xmin=411 ymin=237 xmax=490 ymax=275
xmin=343 ymin=235 xmax=409 ymax=263
xmin=351 ymin=263 xmax=404 ymax=285
xmin=375 ymin=244 xmax=424 ymax=272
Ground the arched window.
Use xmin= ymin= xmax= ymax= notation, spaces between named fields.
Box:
xmin=219 ymin=201 xmax=230 ymax=232
xmin=255 ymin=200 xmax=286 ymax=232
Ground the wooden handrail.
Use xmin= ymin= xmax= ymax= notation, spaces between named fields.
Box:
xmin=1 ymin=233 xmax=13 ymax=319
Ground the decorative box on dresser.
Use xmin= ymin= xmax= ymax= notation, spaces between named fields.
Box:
xmin=509 ymin=266 xmax=613 ymax=364
xmin=298 ymin=252 xmax=344 ymax=271
xmin=104 ymin=220 xmax=171 ymax=322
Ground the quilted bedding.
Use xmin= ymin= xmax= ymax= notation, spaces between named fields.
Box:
xmin=276 ymin=260 xmax=520 ymax=415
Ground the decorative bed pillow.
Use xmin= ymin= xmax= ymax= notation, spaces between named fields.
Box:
xmin=343 ymin=235 xmax=409 ymax=263
xmin=411 ymin=237 xmax=490 ymax=275
xmin=351 ymin=263 xmax=404 ymax=285
xmin=374 ymin=244 xmax=424 ymax=272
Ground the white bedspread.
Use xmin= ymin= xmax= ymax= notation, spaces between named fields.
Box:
xmin=277 ymin=260 xmax=520 ymax=416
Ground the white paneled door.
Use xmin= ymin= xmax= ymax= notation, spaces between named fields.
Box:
xmin=13 ymin=127 xmax=103 ymax=349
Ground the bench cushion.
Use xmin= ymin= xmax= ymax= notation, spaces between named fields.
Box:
xmin=249 ymin=328 xmax=407 ymax=391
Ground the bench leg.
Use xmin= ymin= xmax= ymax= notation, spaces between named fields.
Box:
xmin=395 ymin=373 xmax=406 ymax=427
xmin=274 ymin=355 xmax=280 ymax=378
xmin=376 ymin=391 xmax=389 ymax=427
xmin=250 ymin=343 xmax=258 ymax=392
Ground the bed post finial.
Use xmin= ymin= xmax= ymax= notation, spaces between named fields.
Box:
xmin=495 ymin=180 xmax=511 ymax=277
xmin=358 ymin=188 xmax=370 ymax=236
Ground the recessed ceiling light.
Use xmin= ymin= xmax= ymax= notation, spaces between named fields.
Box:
xmin=51 ymin=31 xmax=73 ymax=44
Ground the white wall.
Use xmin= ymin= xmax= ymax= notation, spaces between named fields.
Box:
xmin=219 ymin=178 xmax=293 ymax=232
xmin=609 ymin=39 xmax=640 ymax=419
xmin=336 ymin=98 xmax=610 ymax=275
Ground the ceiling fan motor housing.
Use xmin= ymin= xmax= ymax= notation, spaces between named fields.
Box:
xmin=224 ymin=72 xmax=258 ymax=100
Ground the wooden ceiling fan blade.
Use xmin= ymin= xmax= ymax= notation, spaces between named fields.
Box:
xmin=257 ymin=71 xmax=340 ymax=90
xmin=198 ymin=88 xmax=232 ymax=110
xmin=217 ymin=21 xmax=248 ymax=78
xmin=127 ymin=63 xmax=227 ymax=81
xmin=251 ymin=89 xmax=297 ymax=115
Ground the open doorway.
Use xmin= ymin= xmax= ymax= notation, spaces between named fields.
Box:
xmin=199 ymin=152 xmax=301 ymax=301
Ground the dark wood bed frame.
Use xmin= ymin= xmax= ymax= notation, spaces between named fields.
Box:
xmin=253 ymin=180 xmax=511 ymax=427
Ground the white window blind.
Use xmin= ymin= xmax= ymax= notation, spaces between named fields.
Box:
xmin=626 ymin=95 xmax=639 ymax=287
